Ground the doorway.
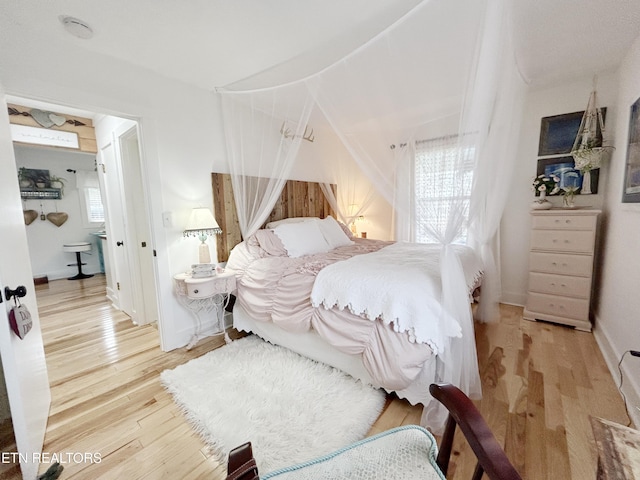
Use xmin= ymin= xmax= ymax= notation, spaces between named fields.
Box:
xmin=0 ymin=96 xmax=159 ymax=473
xmin=7 ymin=95 xmax=158 ymax=326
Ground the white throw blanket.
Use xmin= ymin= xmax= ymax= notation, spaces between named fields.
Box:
xmin=310 ymin=242 xmax=482 ymax=354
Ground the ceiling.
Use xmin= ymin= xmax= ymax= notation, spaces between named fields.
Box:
xmin=2 ymin=0 xmax=640 ymax=93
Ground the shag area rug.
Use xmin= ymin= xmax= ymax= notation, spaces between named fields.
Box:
xmin=160 ymin=335 xmax=386 ymax=473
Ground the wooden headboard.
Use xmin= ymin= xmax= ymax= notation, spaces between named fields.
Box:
xmin=212 ymin=173 xmax=336 ymax=262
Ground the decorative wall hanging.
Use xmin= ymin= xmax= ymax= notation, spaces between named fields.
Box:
xmin=23 ymin=210 xmax=38 ymax=225
xmin=623 ymin=96 xmax=640 ymax=203
xmin=18 ymin=168 xmax=63 ymax=199
xmin=10 ymin=124 xmax=80 ymax=149
xmin=8 ymin=103 xmax=98 ymax=154
xmin=280 ymin=122 xmax=315 ymax=142
xmin=8 ymin=106 xmax=86 ymax=128
xmin=46 ymin=212 xmax=69 ymax=227
xmin=570 ymin=85 xmax=614 ymax=194
xmin=538 ymin=111 xmax=585 ymax=156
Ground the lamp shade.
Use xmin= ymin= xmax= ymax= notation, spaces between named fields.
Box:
xmin=183 ymin=207 xmax=222 ymax=237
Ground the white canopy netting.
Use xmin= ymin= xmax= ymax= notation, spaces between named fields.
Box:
xmin=218 ymin=0 xmax=526 ymax=432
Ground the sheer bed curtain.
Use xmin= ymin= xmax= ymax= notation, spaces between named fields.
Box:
xmin=220 ymin=86 xmax=315 ymax=238
xmin=218 ymin=0 xmax=525 ymax=433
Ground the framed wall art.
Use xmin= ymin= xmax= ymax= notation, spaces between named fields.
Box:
xmin=536 ymin=156 xmax=598 ymax=194
xmin=538 ymin=109 xmax=607 ymax=157
xmin=623 ymin=96 xmax=640 ymax=203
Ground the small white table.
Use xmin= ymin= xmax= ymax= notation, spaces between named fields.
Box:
xmin=173 ymin=270 xmax=236 ymax=349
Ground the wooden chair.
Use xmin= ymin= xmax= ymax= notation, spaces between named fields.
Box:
xmin=429 ymin=383 xmax=522 ymax=480
xmin=227 ymin=382 xmax=521 ymax=480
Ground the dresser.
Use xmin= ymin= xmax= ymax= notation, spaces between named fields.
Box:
xmin=523 ymin=209 xmax=600 ymax=331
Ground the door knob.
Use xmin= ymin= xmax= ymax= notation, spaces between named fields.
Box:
xmin=117 ymin=241 xmax=124 ymax=246
xmin=4 ymin=285 xmax=27 ymax=302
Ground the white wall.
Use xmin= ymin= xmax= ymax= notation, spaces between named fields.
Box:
xmin=14 ymin=145 xmax=102 ymax=280
xmin=0 ymin=38 xmax=226 ymax=350
xmin=295 ymin=125 xmax=394 ymax=241
xmin=500 ymin=73 xmax=619 ymax=306
xmin=594 ymin=32 xmax=640 ymax=427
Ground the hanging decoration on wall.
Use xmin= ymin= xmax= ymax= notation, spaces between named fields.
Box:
xmin=39 ymin=203 xmax=46 ymax=221
xmin=570 ymin=79 xmax=615 ymax=194
xmin=7 ymin=106 xmax=87 ymax=128
xmin=23 ymin=209 xmax=38 ymax=225
xmin=279 ymin=122 xmax=315 ymax=142
xmin=46 ymin=212 xmax=69 ymax=227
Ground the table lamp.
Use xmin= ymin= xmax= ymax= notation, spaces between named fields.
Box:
xmin=183 ymin=207 xmax=222 ymax=264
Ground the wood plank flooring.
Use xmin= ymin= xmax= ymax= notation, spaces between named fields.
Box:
xmin=1 ymin=275 xmax=630 ymax=479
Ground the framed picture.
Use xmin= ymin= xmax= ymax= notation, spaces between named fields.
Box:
xmin=623 ymin=96 xmax=640 ymax=203
xmin=536 ymin=156 xmax=599 ymax=195
xmin=538 ymin=109 xmax=607 ymax=156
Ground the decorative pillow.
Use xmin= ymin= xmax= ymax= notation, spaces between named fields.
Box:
xmin=338 ymin=220 xmax=355 ymax=239
xmin=318 ymin=216 xmax=354 ymax=249
xmin=265 ymin=217 xmax=319 ymax=229
xmin=254 ymin=229 xmax=288 ymax=257
xmin=272 ymin=221 xmax=331 ymax=258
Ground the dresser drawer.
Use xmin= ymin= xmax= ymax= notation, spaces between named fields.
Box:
xmin=529 ymin=252 xmax=593 ymax=276
xmin=531 ymin=214 xmax=597 ymax=231
xmin=530 ymin=229 xmax=595 ymax=253
xmin=528 ymin=272 xmax=591 ymax=298
xmin=525 ymin=292 xmax=590 ymax=321
xmin=184 ymin=274 xmax=237 ymax=299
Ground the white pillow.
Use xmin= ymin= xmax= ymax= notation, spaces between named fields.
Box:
xmin=272 ymin=221 xmax=331 ymax=258
xmin=318 ymin=216 xmax=354 ymax=249
xmin=265 ymin=217 xmax=318 ymax=229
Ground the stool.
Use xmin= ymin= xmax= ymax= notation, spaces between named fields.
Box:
xmin=63 ymin=242 xmax=94 ymax=280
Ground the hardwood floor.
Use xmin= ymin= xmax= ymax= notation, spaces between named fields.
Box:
xmin=3 ymin=275 xmax=628 ymax=478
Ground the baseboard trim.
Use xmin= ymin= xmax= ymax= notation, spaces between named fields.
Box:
xmin=593 ymin=316 xmax=640 ymax=427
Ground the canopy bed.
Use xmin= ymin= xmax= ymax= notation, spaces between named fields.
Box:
xmin=211 ymin=0 xmax=527 ymax=434
xmin=212 ymin=173 xmax=483 ymax=432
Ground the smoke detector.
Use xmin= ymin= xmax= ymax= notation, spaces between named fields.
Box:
xmin=59 ymin=15 xmax=94 ymax=39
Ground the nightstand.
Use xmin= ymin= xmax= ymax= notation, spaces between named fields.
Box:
xmin=173 ymin=270 xmax=237 ymax=349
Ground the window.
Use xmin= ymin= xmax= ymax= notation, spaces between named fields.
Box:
xmin=414 ymin=135 xmax=474 ymax=244
xmin=84 ymin=187 xmax=105 ymax=223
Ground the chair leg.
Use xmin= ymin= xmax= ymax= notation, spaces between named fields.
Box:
xmin=68 ymin=252 xmax=93 ymax=280
xmin=436 ymin=415 xmax=457 ymax=475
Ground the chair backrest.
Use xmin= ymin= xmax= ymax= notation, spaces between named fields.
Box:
xmin=429 ymin=383 xmax=522 ymax=480
xmin=227 ymin=383 xmax=522 ymax=480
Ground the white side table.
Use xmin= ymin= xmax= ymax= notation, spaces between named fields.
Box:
xmin=173 ymin=271 xmax=237 ymax=349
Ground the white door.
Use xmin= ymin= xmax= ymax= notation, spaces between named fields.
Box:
xmin=0 ymin=88 xmax=51 ymax=479
xmin=97 ymin=130 xmax=135 ymax=317
xmin=118 ymin=126 xmax=158 ymax=325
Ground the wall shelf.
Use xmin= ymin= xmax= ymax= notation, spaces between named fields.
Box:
xmin=20 ymin=188 xmax=62 ymax=200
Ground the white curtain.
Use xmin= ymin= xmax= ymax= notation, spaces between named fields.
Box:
xmin=220 ymin=85 xmax=315 ymax=238
xmin=218 ymin=0 xmax=526 ymax=433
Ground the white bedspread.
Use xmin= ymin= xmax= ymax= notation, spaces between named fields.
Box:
xmin=310 ymin=242 xmax=482 ymax=354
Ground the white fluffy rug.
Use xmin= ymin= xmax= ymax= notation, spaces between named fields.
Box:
xmin=160 ymin=335 xmax=386 ymax=473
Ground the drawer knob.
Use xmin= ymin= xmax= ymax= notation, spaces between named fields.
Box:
xmin=566 ymin=220 xmax=571 ymax=224
xmin=564 ymin=240 xmax=570 ymax=243
xmin=552 ymin=239 xmax=558 ymax=243
xmin=194 ymin=289 xmax=199 ymax=294
xmin=561 ymin=283 xmax=566 ymax=287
